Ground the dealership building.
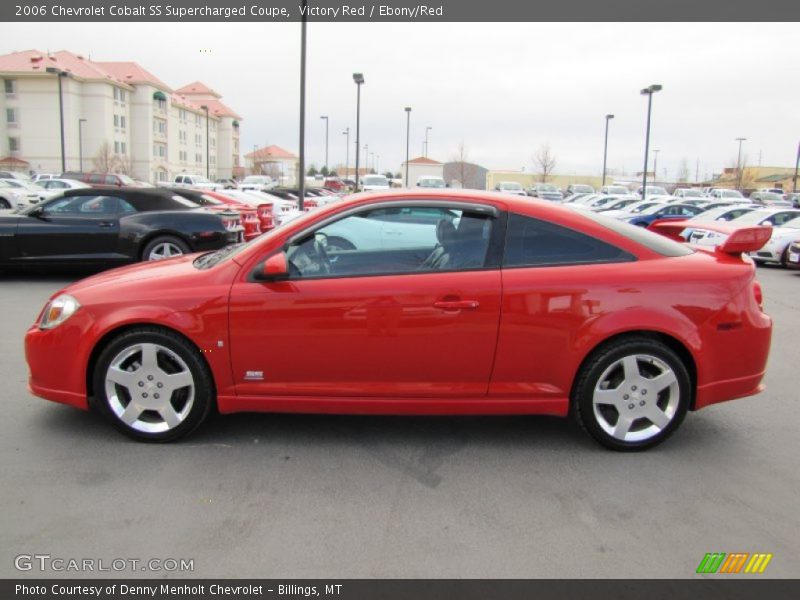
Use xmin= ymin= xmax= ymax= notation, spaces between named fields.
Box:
xmin=0 ymin=49 xmax=243 ymax=182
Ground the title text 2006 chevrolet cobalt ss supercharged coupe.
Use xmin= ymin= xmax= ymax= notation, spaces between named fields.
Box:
xmin=25 ymin=190 xmax=772 ymax=450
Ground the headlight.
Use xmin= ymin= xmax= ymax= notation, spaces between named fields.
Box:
xmin=39 ymin=294 xmax=81 ymax=330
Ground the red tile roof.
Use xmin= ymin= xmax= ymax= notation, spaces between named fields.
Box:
xmin=404 ymin=156 xmax=442 ymax=165
xmin=0 ymin=49 xmax=132 ymax=87
xmin=94 ymin=61 xmax=171 ymax=91
xmin=246 ymin=145 xmax=297 ymax=160
xmin=0 ymin=156 xmax=30 ymax=167
xmin=175 ymin=81 xmax=221 ymax=98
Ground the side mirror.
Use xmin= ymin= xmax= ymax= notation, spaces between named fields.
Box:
xmin=254 ymin=252 xmax=289 ymax=281
xmin=763 ymin=221 xmax=774 ymax=227
xmin=416 ymin=182 xmax=420 ymax=187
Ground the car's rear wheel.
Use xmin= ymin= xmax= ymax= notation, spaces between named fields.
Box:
xmin=0 ymin=198 xmax=10 ymax=209
xmin=572 ymin=337 xmax=690 ymax=451
xmin=142 ymin=236 xmax=190 ymax=261
xmin=93 ymin=328 xmax=214 ymax=442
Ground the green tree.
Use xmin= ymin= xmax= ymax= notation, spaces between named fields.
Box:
xmin=306 ymin=165 xmax=318 ymax=177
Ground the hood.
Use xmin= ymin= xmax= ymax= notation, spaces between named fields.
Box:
xmin=64 ymin=254 xmax=209 ymax=300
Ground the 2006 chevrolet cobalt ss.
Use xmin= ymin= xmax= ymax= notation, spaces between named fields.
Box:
xmin=25 ymin=190 xmax=772 ymax=450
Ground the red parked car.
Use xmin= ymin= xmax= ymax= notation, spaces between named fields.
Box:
xmin=24 ymin=190 xmax=772 ymax=450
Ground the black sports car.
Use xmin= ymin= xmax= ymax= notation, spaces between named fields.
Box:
xmin=0 ymin=188 xmax=242 ymax=269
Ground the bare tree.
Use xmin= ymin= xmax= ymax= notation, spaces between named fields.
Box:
xmin=92 ymin=142 xmax=114 ymax=173
xmin=534 ymin=144 xmax=557 ymax=183
xmin=677 ymin=157 xmax=690 ymax=183
xmin=449 ymin=141 xmax=480 ymax=189
xmin=114 ymin=154 xmax=132 ymax=175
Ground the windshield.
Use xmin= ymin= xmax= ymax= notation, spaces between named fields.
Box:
xmin=687 ymin=206 xmax=751 ymax=221
xmin=645 ymin=186 xmax=668 ymax=195
xmin=721 ymin=190 xmax=744 ymax=198
xmin=500 ymin=182 xmax=523 ymax=190
xmin=636 ymin=203 xmax=668 ymax=215
xmin=607 ymin=186 xmax=628 ymax=194
xmin=678 ymin=189 xmax=703 ymax=197
xmin=604 ymin=199 xmax=638 ymax=210
xmin=363 ymin=176 xmax=388 ymax=186
xmin=573 ymin=185 xmax=593 ymax=192
xmin=538 ymin=184 xmax=557 ymax=192
xmin=419 ymin=178 xmax=446 ymax=188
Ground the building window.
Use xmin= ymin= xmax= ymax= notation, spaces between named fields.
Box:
xmin=210 ymin=137 xmax=216 ymax=148
xmin=179 ymin=150 xmax=187 ymax=162
xmin=121 ymin=142 xmax=126 ymax=154
xmin=120 ymin=116 xmax=126 ymax=130
xmin=6 ymin=108 xmax=17 ymax=124
xmin=4 ymin=79 xmax=17 ymax=95
xmin=114 ymin=141 xmax=120 ymax=154
xmin=195 ymin=153 xmax=202 ymax=163
xmin=113 ymin=114 xmax=119 ymax=127
xmin=195 ymin=133 xmax=202 ymax=146
xmin=8 ymin=137 xmax=20 ymax=152
xmin=153 ymin=144 xmax=166 ymax=158
xmin=179 ymin=109 xmax=187 ymax=123
xmin=179 ymin=130 xmax=187 ymax=143
xmin=210 ymin=156 xmax=216 ymax=166
xmin=155 ymin=98 xmax=166 ymax=111
xmin=114 ymin=88 xmax=127 ymax=103
xmin=195 ymin=114 xmax=201 ymax=126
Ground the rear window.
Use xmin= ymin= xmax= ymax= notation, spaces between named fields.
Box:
xmin=580 ymin=211 xmax=694 ymax=257
xmin=504 ymin=213 xmax=635 ymax=268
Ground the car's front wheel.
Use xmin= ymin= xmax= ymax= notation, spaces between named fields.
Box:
xmin=573 ymin=337 xmax=690 ymax=451
xmin=93 ymin=328 xmax=214 ymax=442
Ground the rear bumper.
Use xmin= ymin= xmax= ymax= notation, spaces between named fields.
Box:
xmin=695 ymin=374 xmax=766 ymax=410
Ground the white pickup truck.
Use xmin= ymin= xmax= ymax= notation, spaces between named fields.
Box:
xmin=168 ymin=174 xmax=222 ymax=191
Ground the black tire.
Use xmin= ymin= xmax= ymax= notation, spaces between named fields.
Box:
xmin=141 ymin=235 xmax=191 ymax=262
xmin=780 ymin=247 xmax=789 ymax=268
xmin=0 ymin=197 xmax=11 ymax=209
xmin=572 ymin=336 xmax=691 ymax=451
xmin=92 ymin=327 xmax=214 ymax=442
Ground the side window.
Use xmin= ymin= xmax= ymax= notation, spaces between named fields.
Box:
xmin=503 ymin=213 xmax=634 ymax=268
xmin=104 ymin=175 xmax=118 ymax=185
xmin=43 ymin=196 xmax=116 ymax=215
xmin=89 ymin=174 xmax=104 ymax=184
xmin=286 ymin=206 xmax=493 ymax=279
xmin=773 ymin=212 xmax=796 ymax=226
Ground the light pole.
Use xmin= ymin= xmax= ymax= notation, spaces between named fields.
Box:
xmin=252 ymin=144 xmax=258 ymax=174
xmin=320 ymin=115 xmax=329 ymax=174
xmin=735 ymin=137 xmax=747 ymax=192
xmin=602 ymin=114 xmax=614 ymax=187
xmin=375 ymin=153 xmax=379 ymax=174
xmin=46 ymin=67 xmax=69 ymax=173
xmin=363 ymin=143 xmax=369 ymax=172
xmin=78 ymin=118 xmax=87 ymax=172
xmin=653 ymin=149 xmax=660 ymax=184
xmin=404 ymin=107 xmax=411 ymax=187
xmin=343 ymin=128 xmax=349 ymax=181
xmin=353 ymin=72 xmax=365 ymax=190
xmin=640 ymin=84 xmax=662 ymax=197
xmin=201 ymin=105 xmax=210 ymax=178
xmin=793 ymin=141 xmax=799 ymax=193
xmin=298 ymin=0 xmax=308 ymax=210
xmin=424 ymin=126 xmax=432 ymax=157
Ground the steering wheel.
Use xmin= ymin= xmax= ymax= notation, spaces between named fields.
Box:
xmin=312 ymin=237 xmax=332 ymax=275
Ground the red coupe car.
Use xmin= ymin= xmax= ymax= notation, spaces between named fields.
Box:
xmin=25 ymin=190 xmax=772 ymax=450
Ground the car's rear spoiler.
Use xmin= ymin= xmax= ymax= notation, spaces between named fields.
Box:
xmin=647 ymin=219 xmax=773 ymax=255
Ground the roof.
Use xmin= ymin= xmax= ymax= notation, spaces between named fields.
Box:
xmin=0 ymin=49 xmax=132 ymax=88
xmin=403 ymin=156 xmax=442 ymax=165
xmin=0 ymin=156 xmax=30 ymax=167
xmin=175 ymin=81 xmax=222 ymax=98
xmin=193 ymin=98 xmax=241 ymax=120
xmin=94 ymin=61 xmax=171 ymax=91
xmin=246 ymin=145 xmax=297 ymax=160
xmin=755 ymin=173 xmax=793 ymax=183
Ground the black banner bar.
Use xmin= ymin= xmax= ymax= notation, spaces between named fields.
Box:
xmin=4 ymin=579 xmax=800 ymax=600
xmin=3 ymin=0 xmax=798 ymax=22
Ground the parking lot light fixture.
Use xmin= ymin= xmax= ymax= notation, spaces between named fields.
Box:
xmin=78 ymin=119 xmax=87 ymax=172
xmin=320 ymin=115 xmax=329 ymax=173
xmin=602 ymin=114 xmax=614 ymax=187
xmin=794 ymin=141 xmax=799 ymax=193
xmin=425 ymin=126 xmax=432 ymax=157
xmin=201 ymin=105 xmax=210 ymax=179
xmin=46 ymin=67 xmax=70 ymax=173
xmin=405 ymin=107 xmax=411 ymax=187
xmin=653 ymin=149 xmax=660 ymax=185
xmin=353 ymin=73 xmax=365 ymax=189
xmin=343 ymin=127 xmax=350 ymax=182
xmin=640 ymin=84 xmax=662 ymax=198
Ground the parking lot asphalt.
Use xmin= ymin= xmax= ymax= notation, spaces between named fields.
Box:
xmin=0 ymin=265 xmax=798 ymax=579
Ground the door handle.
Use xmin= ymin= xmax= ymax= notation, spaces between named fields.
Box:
xmin=98 ymin=221 xmax=115 ymax=228
xmin=433 ymin=300 xmax=480 ymax=311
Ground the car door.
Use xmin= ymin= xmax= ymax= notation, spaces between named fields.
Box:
xmin=16 ymin=195 xmax=123 ymax=263
xmin=229 ymin=202 xmax=503 ymax=398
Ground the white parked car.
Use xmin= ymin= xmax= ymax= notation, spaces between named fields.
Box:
xmin=494 ymin=181 xmax=527 ymax=196
xmin=635 ymin=185 xmax=669 ymax=198
xmin=238 ymin=175 xmax=274 ymax=192
xmin=688 ymin=207 xmax=800 ymax=247
xmin=0 ymin=170 xmax=32 ymax=183
xmin=34 ymin=178 xmax=91 ymax=201
xmin=359 ymin=174 xmax=391 ymax=192
xmin=676 ymin=205 xmax=756 ymax=241
xmin=748 ymin=216 xmax=800 ymax=266
xmin=0 ymin=179 xmax=45 ymax=206
xmin=416 ymin=176 xmax=447 ymax=189
xmin=223 ymin=189 xmax=302 ymax=226
xmin=603 ymin=199 xmax=666 ymax=219
xmin=599 ymin=185 xmax=630 ymax=195
xmin=707 ymin=188 xmax=746 ymax=201
xmin=33 ymin=173 xmax=59 ymax=182
xmin=672 ymin=188 xmax=705 ymax=200
xmin=169 ymin=174 xmax=222 ymax=191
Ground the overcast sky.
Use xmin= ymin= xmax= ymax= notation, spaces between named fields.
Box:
xmin=3 ymin=22 xmax=798 ymax=180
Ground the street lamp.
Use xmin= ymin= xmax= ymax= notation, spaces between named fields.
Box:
xmin=46 ymin=67 xmax=69 ymax=173
xmin=640 ymin=84 xmax=662 ymax=197
xmin=363 ymin=143 xmax=369 ymax=172
xmin=404 ymin=107 xmax=411 ymax=187
xmin=200 ymin=105 xmax=210 ymax=179
xmin=320 ymin=115 xmax=329 ymax=173
xmin=735 ymin=137 xmax=747 ymax=192
xmin=353 ymin=72 xmax=365 ymax=189
xmin=653 ymin=149 xmax=660 ymax=184
xmin=298 ymin=0 xmax=308 ymax=210
xmin=602 ymin=114 xmax=614 ymax=187
xmin=793 ymin=141 xmax=799 ymax=193
xmin=78 ymin=118 xmax=87 ymax=172
xmin=343 ymin=128 xmax=350 ymax=181
xmin=424 ymin=126 xmax=432 ymax=157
